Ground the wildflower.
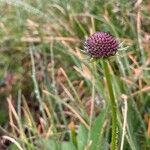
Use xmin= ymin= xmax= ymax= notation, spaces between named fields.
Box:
xmin=84 ymin=32 xmax=118 ymax=58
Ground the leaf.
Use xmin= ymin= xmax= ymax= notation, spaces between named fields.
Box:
xmin=77 ymin=124 xmax=88 ymax=150
xmin=90 ymin=108 xmax=108 ymax=150
xmin=8 ymin=144 xmax=18 ymax=150
xmin=61 ymin=142 xmax=76 ymax=150
xmin=40 ymin=139 xmax=60 ymax=150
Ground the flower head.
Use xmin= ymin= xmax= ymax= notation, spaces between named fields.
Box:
xmin=84 ymin=32 xmax=118 ymax=58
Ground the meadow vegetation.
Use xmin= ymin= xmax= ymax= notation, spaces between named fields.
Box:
xmin=0 ymin=0 xmax=150 ymax=149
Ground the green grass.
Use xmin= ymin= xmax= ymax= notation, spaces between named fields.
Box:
xmin=0 ymin=0 xmax=150 ymax=150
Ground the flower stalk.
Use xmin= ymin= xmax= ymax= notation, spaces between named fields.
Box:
xmin=102 ymin=60 xmax=118 ymax=150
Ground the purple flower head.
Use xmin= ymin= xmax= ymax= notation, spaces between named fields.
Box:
xmin=84 ymin=32 xmax=118 ymax=58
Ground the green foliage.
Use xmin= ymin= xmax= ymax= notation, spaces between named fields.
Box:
xmin=90 ymin=108 xmax=108 ymax=150
xmin=77 ymin=124 xmax=88 ymax=150
xmin=61 ymin=142 xmax=77 ymax=150
xmin=8 ymin=144 xmax=18 ymax=150
xmin=39 ymin=139 xmax=60 ymax=150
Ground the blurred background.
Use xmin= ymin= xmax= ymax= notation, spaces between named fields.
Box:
xmin=0 ymin=0 xmax=150 ymax=150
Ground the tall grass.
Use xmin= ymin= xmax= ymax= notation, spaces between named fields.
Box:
xmin=0 ymin=0 xmax=150 ymax=150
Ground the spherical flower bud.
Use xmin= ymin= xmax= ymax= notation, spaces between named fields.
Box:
xmin=84 ymin=32 xmax=118 ymax=58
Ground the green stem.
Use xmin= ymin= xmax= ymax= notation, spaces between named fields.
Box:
xmin=71 ymin=128 xmax=77 ymax=147
xmin=69 ymin=122 xmax=77 ymax=147
xmin=102 ymin=60 xmax=118 ymax=150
